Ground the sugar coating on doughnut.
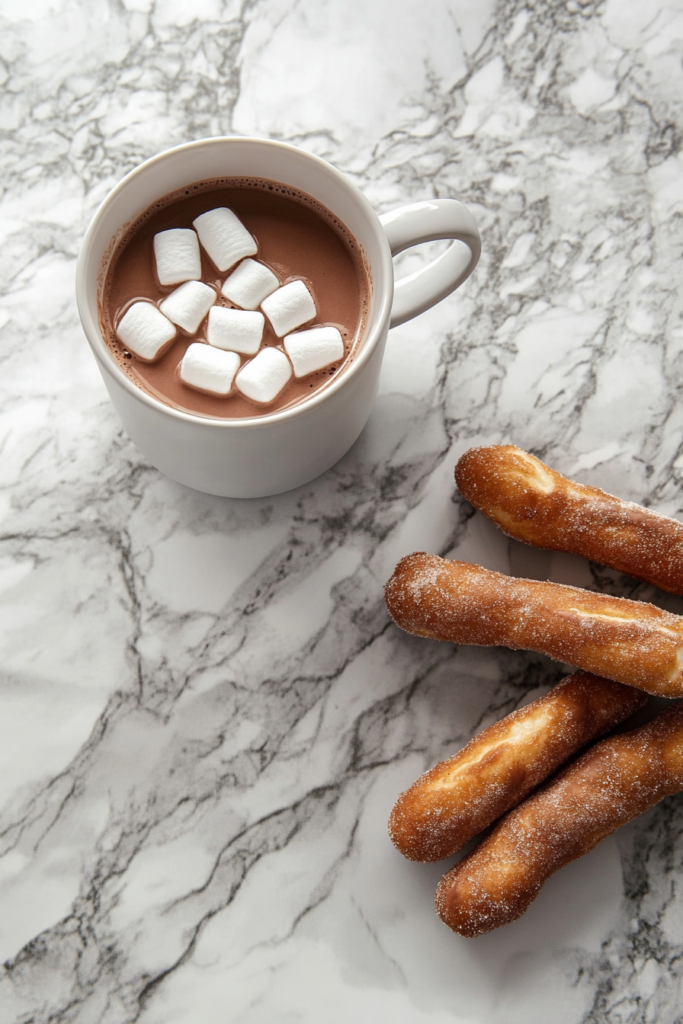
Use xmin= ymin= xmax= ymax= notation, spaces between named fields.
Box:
xmin=384 ymin=552 xmax=683 ymax=696
xmin=388 ymin=671 xmax=646 ymax=862
xmin=455 ymin=445 xmax=683 ymax=595
xmin=504 ymin=449 xmax=557 ymax=494
xmin=435 ymin=703 xmax=683 ymax=936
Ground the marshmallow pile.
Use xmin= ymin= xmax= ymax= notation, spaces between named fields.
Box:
xmin=115 ymin=207 xmax=346 ymax=405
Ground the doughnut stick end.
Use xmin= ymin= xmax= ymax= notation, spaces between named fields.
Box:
xmin=434 ymin=853 xmax=540 ymax=937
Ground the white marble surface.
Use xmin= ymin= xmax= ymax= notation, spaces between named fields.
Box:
xmin=2 ymin=0 xmax=683 ymax=1020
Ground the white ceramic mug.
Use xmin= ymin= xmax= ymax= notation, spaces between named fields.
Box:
xmin=76 ymin=137 xmax=480 ymax=498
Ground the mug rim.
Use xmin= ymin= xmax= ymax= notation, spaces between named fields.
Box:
xmin=75 ymin=136 xmax=394 ymax=431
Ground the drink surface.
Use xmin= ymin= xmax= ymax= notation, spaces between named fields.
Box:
xmin=100 ymin=177 xmax=369 ymax=418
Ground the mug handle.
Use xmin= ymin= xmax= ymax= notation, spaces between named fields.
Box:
xmin=379 ymin=199 xmax=481 ymax=329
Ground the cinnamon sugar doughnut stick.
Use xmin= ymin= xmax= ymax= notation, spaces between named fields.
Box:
xmin=455 ymin=445 xmax=683 ymax=595
xmin=435 ymin=702 xmax=683 ymax=937
xmin=384 ymin=553 xmax=683 ymax=697
xmin=389 ymin=672 xmax=646 ymax=863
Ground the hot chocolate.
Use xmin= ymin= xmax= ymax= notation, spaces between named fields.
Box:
xmin=100 ymin=177 xmax=370 ymax=419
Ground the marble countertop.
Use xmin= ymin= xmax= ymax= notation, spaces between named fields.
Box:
xmin=2 ymin=0 xmax=683 ymax=1020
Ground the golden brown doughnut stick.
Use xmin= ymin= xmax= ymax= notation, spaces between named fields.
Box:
xmin=384 ymin=552 xmax=683 ymax=697
xmin=455 ymin=445 xmax=683 ymax=594
xmin=389 ymin=672 xmax=646 ymax=862
xmin=435 ymin=702 xmax=683 ymax=937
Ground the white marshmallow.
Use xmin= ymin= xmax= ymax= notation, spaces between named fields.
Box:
xmin=207 ymin=307 xmax=264 ymax=356
xmin=235 ymin=347 xmax=292 ymax=404
xmin=193 ymin=208 xmax=257 ymax=272
xmin=153 ymin=228 xmax=201 ymax=286
xmin=115 ymin=301 xmax=176 ymax=361
xmin=284 ymin=326 xmax=345 ymax=378
xmin=221 ymin=258 xmax=279 ymax=310
xmin=261 ymin=280 xmax=316 ymax=337
xmin=179 ymin=343 xmax=240 ymax=396
xmin=159 ymin=281 xmax=216 ymax=333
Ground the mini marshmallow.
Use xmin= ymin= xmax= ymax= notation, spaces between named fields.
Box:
xmin=159 ymin=281 xmax=216 ymax=334
xmin=261 ymin=280 xmax=316 ymax=337
xmin=179 ymin=343 xmax=240 ymax=396
xmin=153 ymin=228 xmax=201 ymax=286
xmin=284 ymin=326 xmax=345 ymax=378
xmin=115 ymin=301 xmax=176 ymax=361
xmin=193 ymin=208 xmax=257 ymax=272
xmin=207 ymin=307 xmax=264 ymax=356
xmin=221 ymin=258 xmax=279 ymax=310
xmin=236 ymin=347 xmax=292 ymax=404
